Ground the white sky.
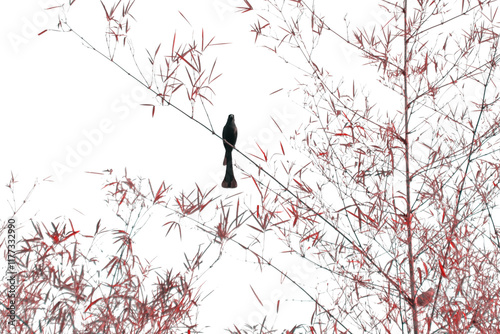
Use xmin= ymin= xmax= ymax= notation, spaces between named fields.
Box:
xmin=1 ymin=1 xmax=340 ymax=332
xmin=0 ymin=0 xmax=457 ymax=332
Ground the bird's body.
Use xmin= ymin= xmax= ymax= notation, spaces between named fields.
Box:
xmin=222 ymin=114 xmax=238 ymax=188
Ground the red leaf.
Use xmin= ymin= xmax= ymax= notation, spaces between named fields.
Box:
xmin=154 ymin=43 xmax=161 ymax=58
xmin=172 ymin=32 xmax=177 ymax=57
xmin=271 ymin=116 xmax=283 ymax=133
xmin=178 ymin=11 xmax=191 ymax=26
xmin=237 ymin=0 xmax=253 ymax=13
xmin=100 ymin=1 xmax=111 ymax=21
xmin=95 ymin=219 xmax=101 ymax=236
xmin=202 ymin=29 xmax=205 ymax=50
xmin=153 ymin=181 xmax=168 ymax=204
xmin=300 ymin=232 xmax=320 ymax=245
xmin=84 ymin=297 xmax=102 ymax=312
xmin=119 ymin=191 xmax=127 ymax=206
xmin=249 ymin=285 xmax=263 ymax=306
xmin=177 ymin=52 xmax=197 ymax=71
xmin=256 ymin=142 xmax=268 ymax=162
xmin=439 ymin=260 xmax=447 ymax=278
xmin=69 ymin=218 xmax=76 ymax=232
xmin=61 ymin=231 xmax=79 ymax=243
xmin=270 ymin=88 xmax=283 ymax=95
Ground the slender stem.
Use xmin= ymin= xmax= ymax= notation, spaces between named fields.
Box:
xmin=235 ymin=241 xmax=352 ymax=333
xmin=65 ymin=21 xmax=412 ymax=309
xmin=427 ymin=38 xmax=498 ymax=332
xmin=0 ymin=301 xmax=36 ymax=333
xmin=403 ymin=1 xmax=418 ymax=333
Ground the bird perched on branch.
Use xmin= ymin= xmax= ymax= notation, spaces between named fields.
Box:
xmin=222 ymin=114 xmax=237 ymax=188
xmin=416 ymin=288 xmax=435 ymax=307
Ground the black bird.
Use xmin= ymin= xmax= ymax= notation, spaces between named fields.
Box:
xmin=222 ymin=114 xmax=238 ymax=188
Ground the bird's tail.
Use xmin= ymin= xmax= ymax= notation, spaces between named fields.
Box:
xmin=221 ymin=156 xmax=237 ymax=188
xmin=221 ymin=177 xmax=237 ymax=188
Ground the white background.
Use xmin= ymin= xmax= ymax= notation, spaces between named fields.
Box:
xmin=1 ymin=0 xmax=395 ymax=332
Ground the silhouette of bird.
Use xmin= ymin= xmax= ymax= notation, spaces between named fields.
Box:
xmin=222 ymin=114 xmax=237 ymax=188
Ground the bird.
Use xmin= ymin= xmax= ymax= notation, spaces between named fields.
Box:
xmin=222 ymin=114 xmax=237 ymax=188
xmin=416 ymin=288 xmax=435 ymax=307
